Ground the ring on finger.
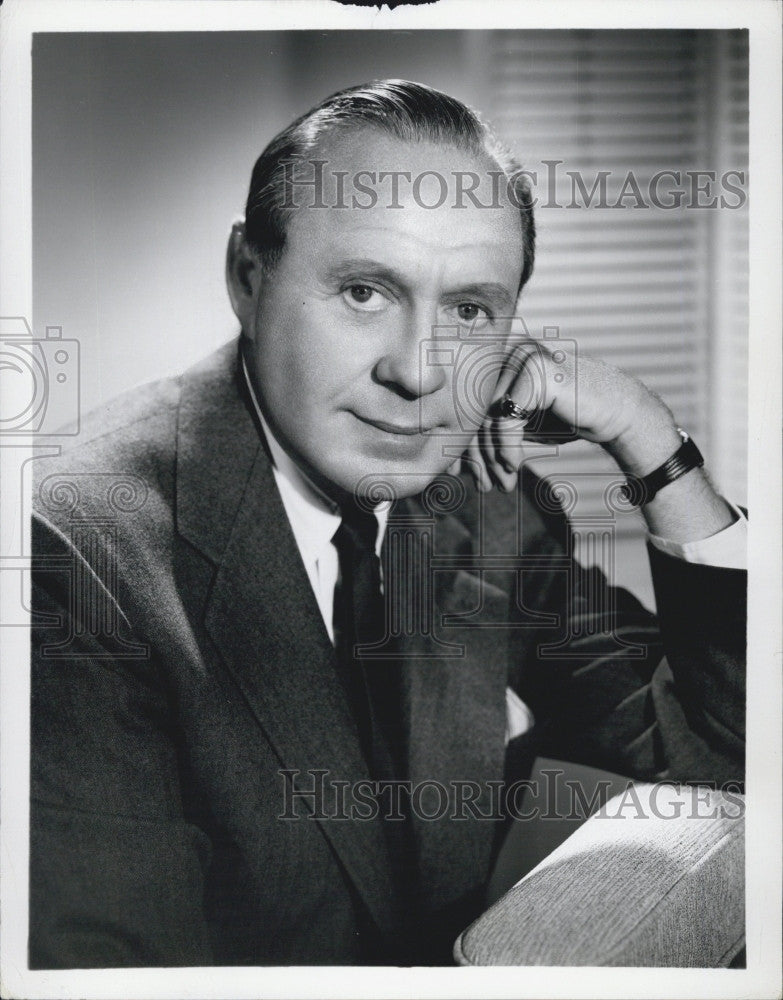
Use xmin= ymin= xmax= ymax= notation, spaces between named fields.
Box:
xmin=499 ymin=393 xmax=531 ymax=421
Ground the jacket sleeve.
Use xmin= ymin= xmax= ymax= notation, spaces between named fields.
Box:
xmin=29 ymin=516 xmax=214 ymax=969
xmin=510 ymin=519 xmax=746 ymax=788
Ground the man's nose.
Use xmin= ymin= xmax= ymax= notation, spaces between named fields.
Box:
xmin=373 ymin=313 xmax=447 ymax=400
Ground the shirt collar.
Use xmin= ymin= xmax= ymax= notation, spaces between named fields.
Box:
xmin=240 ymin=351 xmax=388 ymax=561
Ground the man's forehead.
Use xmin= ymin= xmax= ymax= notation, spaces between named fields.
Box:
xmin=281 ymin=126 xmax=524 ymax=260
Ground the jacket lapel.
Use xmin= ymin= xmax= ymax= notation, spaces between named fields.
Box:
xmin=175 ymin=342 xmax=402 ymax=937
xmin=391 ymin=494 xmax=511 ymax=913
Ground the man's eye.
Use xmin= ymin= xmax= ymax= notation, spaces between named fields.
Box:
xmin=349 ymin=285 xmax=374 ymax=303
xmin=343 ymin=284 xmax=386 ymax=310
xmin=456 ymin=302 xmax=490 ymax=323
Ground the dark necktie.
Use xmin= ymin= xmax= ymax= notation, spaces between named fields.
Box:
xmin=332 ymin=501 xmax=405 ymax=783
xmin=333 ymin=502 xmax=421 ymax=958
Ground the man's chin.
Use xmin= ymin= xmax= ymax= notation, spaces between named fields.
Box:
xmin=342 ymin=462 xmax=463 ymax=504
xmin=308 ymin=443 xmax=467 ymax=505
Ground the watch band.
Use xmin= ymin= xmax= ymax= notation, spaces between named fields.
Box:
xmin=621 ymin=429 xmax=704 ymax=506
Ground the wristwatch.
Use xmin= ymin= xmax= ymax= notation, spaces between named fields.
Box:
xmin=621 ymin=428 xmax=704 ymax=506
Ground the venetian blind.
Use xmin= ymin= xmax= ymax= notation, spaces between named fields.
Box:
xmin=478 ymin=30 xmax=748 ymax=599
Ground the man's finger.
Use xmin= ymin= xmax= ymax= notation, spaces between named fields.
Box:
xmin=479 ymin=419 xmax=518 ymax=492
xmin=465 ymin=436 xmax=491 ymax=492
xmin=493 ymin=414 xmax=527 ymax=473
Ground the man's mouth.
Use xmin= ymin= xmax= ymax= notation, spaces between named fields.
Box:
xmin=352 ymin=413 xmax=433 ymax=436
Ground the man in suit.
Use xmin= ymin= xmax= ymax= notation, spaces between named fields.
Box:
xmin=30 ymin=80 xmax=745 ymax=967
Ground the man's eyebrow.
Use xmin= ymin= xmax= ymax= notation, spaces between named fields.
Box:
xmin=323 ymin=258 xmax=407 ymax=285
xmin=324 ymin=258 xmax=516 ymax=309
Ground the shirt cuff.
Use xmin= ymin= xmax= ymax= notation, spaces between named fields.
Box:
xmin=648 ymin=501 xmax=747 ymax=570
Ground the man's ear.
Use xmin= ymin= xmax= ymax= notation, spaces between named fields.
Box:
xmin=225 ymin=221 xmax=262 ymax=337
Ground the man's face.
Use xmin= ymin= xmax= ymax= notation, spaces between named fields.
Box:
xmin=240 ymin=129 xmax=524 ymax=500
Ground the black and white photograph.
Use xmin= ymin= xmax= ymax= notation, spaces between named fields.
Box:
xmin=0 ymin=1 xmax=780 ymax=998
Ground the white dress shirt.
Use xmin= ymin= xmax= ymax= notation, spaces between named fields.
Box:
xmin=648 ymin=504 xmax=747 ymax=570
xmin=241 ymin=357 xmax=747 ymax=741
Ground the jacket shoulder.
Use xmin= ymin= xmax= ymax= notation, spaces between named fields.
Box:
xmin=34 ymin=374 xmax=180 ymax=486
xmin=31 ymin=339 xmax=240 ymax=527
xmin=32 ymin=374 xmax=180 ymax=539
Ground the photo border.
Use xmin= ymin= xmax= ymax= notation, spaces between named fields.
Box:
xmin=1 ymin=1 xmax=780 ymax=998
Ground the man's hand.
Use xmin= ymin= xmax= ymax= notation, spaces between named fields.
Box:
xmin=461 ymin=335 xmax=736 ymax=544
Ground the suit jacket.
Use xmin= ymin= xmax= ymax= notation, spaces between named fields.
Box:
xmin=29 ymin=339 xmax=746 ymax=968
